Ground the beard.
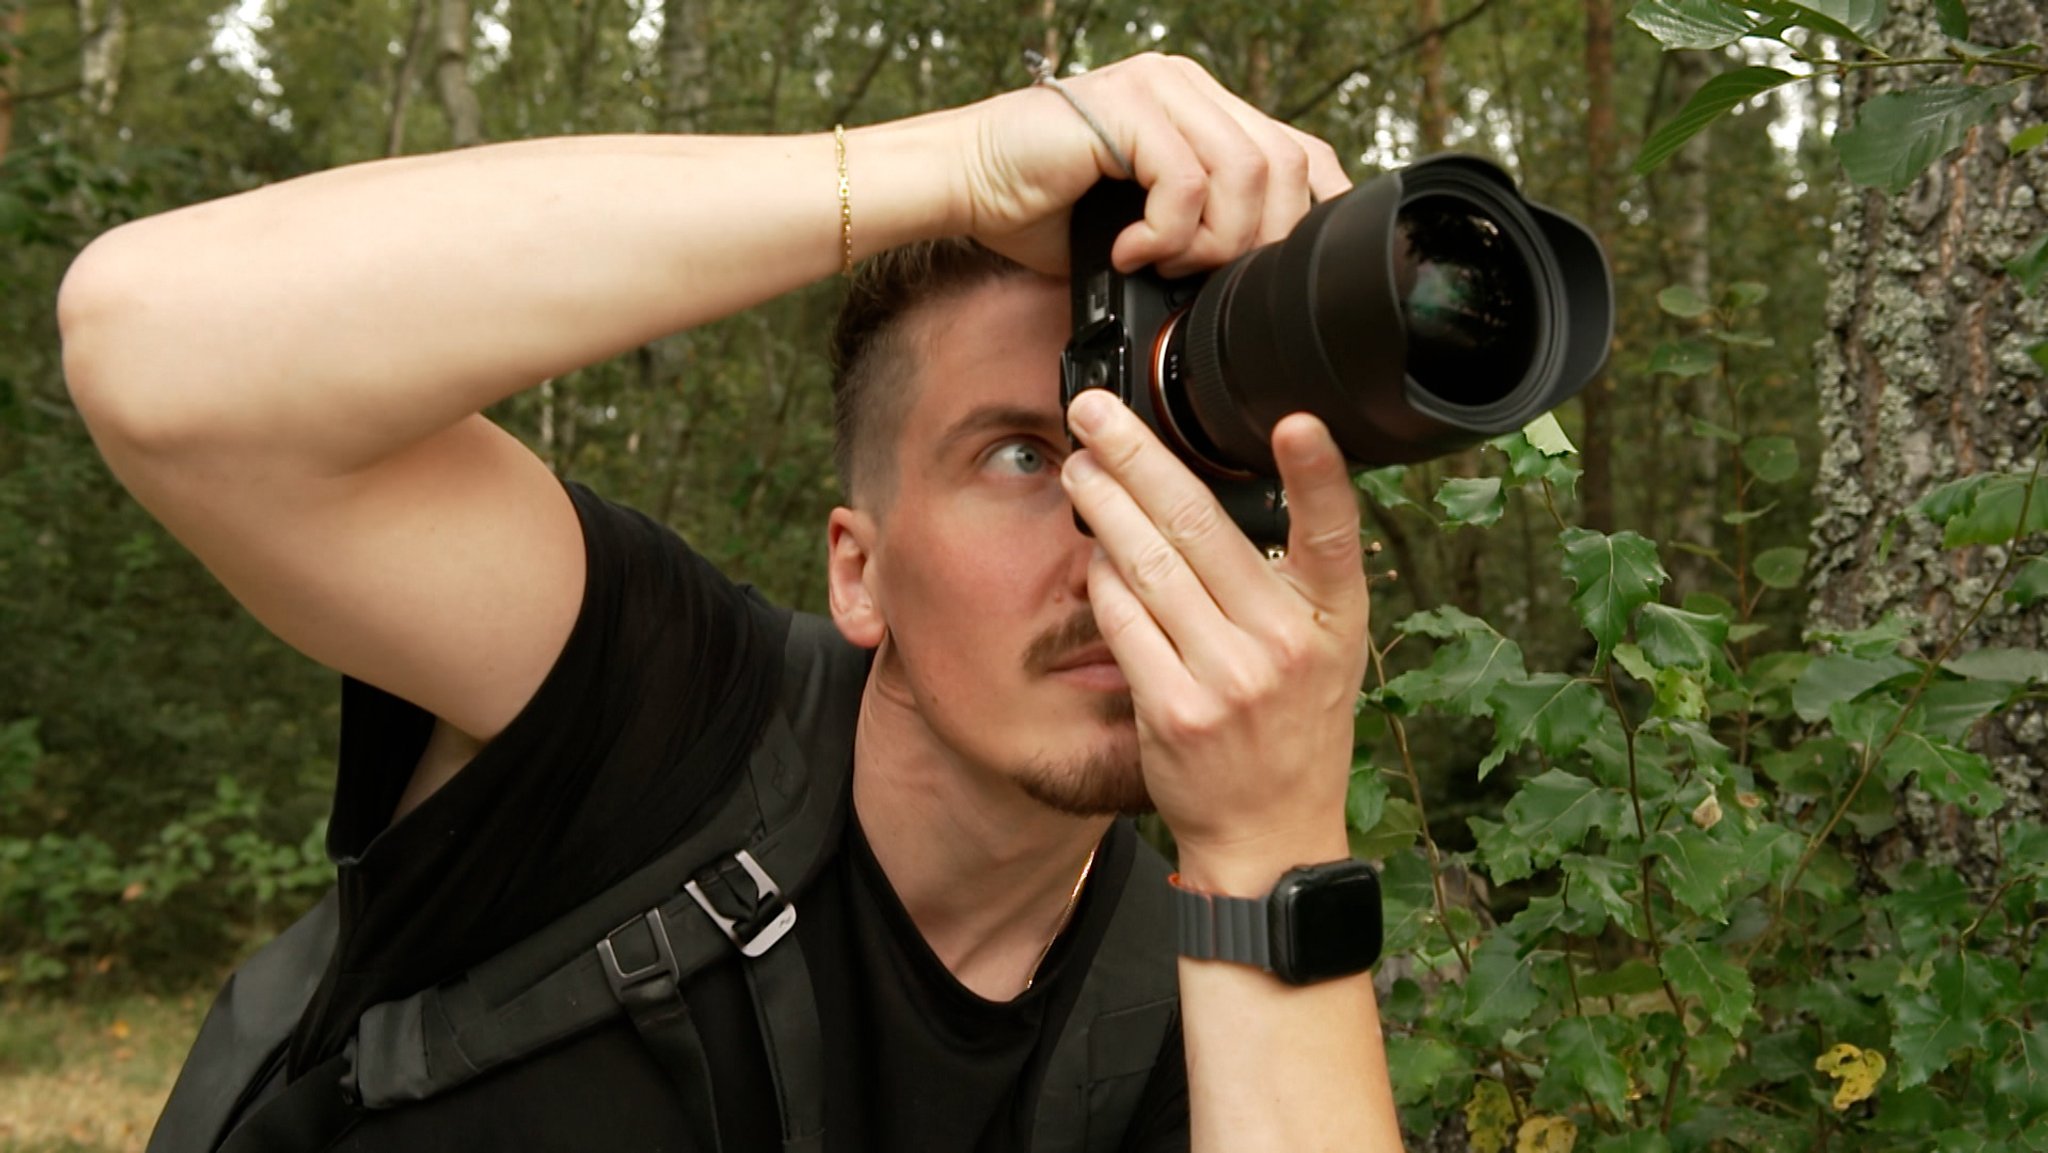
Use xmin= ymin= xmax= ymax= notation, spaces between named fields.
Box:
xmin=1016 ymin=611 xmax=1152 ymax=817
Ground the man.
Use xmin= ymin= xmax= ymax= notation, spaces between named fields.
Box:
xmin=59 ymin=52 xmax=1403 ymax=1151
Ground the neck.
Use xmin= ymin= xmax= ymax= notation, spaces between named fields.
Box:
xmin=851 ymin=674 xmax=1112 ymax=1001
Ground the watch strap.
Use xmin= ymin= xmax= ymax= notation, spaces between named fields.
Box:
xmin=1169 ymin=874 xmax=1271 ymax=970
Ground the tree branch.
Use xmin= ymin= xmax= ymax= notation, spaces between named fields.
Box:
xmin=1277 ymin=0 xmax=1502 ymax=124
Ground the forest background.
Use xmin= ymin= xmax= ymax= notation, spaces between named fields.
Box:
xmin=2 ymin=0 xmax=2045 ymax=1150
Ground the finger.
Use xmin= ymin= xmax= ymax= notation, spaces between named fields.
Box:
xmin=1270 ymin=413 xmax=1366 ymax=618
xmin=1287 ymin=127 xmax=1353 ymax=204
xmin=1084 ymin=545 xmax=1199 ymax=707
xmin=1065 ymin=389 xmax=1292 ymax=630
xmin=1060 ymin=447 xmax=1245 ymax=673
xmin=1111 ymin=103 xmax=1210 ymax=272
xmin=1166 ymin=59 xmax=1314 ymax=244
xmin=1147 ymin=70 xmax=1272 ymax=273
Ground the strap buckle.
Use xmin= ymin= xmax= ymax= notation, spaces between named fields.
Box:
xmin=597 ymin=909 xmax=681 ymax=998
xmin=685 ymin=849 xmax=798 ymax=959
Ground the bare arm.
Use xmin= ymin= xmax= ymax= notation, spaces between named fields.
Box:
xmin=59 ymin=125 xmax=963 ymax=747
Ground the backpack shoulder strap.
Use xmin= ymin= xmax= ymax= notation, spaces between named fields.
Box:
xmin=147 ymin=889 xmax=340 ymax=1153
xmin=1033 ymin=827 xmax=1181 ymax=1153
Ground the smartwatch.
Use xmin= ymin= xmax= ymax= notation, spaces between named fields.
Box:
xmin=1170 ymin=859 xmax=1383 ymax=985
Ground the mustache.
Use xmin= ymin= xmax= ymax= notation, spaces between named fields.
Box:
xmin=1023 ymin=609 xmax=1107 ymax=675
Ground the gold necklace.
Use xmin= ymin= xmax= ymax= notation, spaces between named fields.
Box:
xmin=1023 ymin=845 xmax=1098 ymax=992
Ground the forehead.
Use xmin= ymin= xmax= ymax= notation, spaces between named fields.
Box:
xmin=899 ymin=275 xmax=1071 ymax=454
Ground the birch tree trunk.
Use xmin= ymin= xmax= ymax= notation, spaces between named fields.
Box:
xmin=1809 ymin=0 xmax=2048 ymax=882
xmin=1662 ymin=48 xmax=1718 ymax=592
xmin=1577 ymin=0 xmax=1617 ymax=533
xmin=435 ymin=0 xmax=483 ymax=148
xmin=0 ymin=4 xmax=23 ymax=162
xmin=76 ymin=0 xmax=126 ymax=116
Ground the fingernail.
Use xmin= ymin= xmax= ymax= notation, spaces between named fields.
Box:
xmin=1063 ymin=452 xmax=1101 ymax=484
xmin=1067 ymin=389 xmax=1116 ymax=435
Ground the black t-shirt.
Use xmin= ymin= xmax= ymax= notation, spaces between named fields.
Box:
xmin=280 ymin=482 xmax=1189 ymax=1152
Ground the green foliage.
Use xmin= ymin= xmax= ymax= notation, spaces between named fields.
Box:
xmin=1350 ymin=388 xmax=2048 ymax=1147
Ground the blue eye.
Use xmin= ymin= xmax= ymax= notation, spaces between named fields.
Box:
xmin=987 ymin=440 xmax=1051 ymax=476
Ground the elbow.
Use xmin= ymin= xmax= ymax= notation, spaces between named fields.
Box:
xmin=59 ymin=227 xmax=207 ymax=455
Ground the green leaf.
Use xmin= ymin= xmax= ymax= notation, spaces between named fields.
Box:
xmin=1481 ymin=675 xmax=1611 ymax=777
xmin=1657 ymin=284 xmax=1712 ymax=317
xmin=1382 ymin=632 xmax=1526 ymax=718
xmin=1463 ymin=932 xmax=1545 ymax=1030
xmin=1395 ymin=605 xmax=1495 ymax=639
xmin=1662 ymin=939 xmax=1755 ymax=1032
xmin=2008 ymin=233 xmax=2048 ymax=297
xmin=1941 ymin=474 xmax=2048 ymax=547
xmin=1346 ymin=764 xmax=1389 ymax=836
xmin=1472 ymin=816 xmax=1535 ymax=884
xmin=1562 ymin=853 xmax=1641 ymax=934
xmin=1377 ymin=850 xmax=1438 ymax=952
xmin=1882 ymin=731 xmax=2003 ymax=816
xmin=1752 ymin=546 xmax=1807 ymax=590
xmin=2013 ymin=124 xmax=2048 ymax=155
xmin=1943 ymin=646 xmax=2048 ymax=683
xmin=1910 ymin=678 xmax=2020 ymax=741
xmin=1505 ymin=769 xmax=1629 ymax=868
xmin=1934 ymin=0 xmax=1970 ymax=39
xmin=1835 ymin=86 xmax=2006 ymax=193
xmin=1793 ymin=653 xmax=1914 ymax=723
xmin=1809 ymin=614 xmax=1912 ymax=659
xmin=1721 ymin=502 xmax=1778 ymax=525
xmin=1648 ymin=338 xmax=1719 ymax=378
xmin=1649 ymin=827 xmax=1745 ymax=919
xmin=1712 ymin=329 xmax=1775 ymax=348
xmin=1436 ymin=476 xmax=1507 ymax=528
xmin=2007 ymin=557 xmax=2048 ymax=607
xmin=1636 ymin=67 xmax=1796 ymax=177
xmin=1890 ymin=954 xmax=1997 ymax=1087
xmin=1387 ymin=1035 xmax=1466 ymax=1106
xmin=1770 ymin=0 xmax=1887 ymax=42
xmin=1724 ymin=281 xmax=1770 ymax=308
xmin=1522 ymin=412 xmax=1577 ymax=457
xmin=1559 ymin=528 xmax=1669 ymax=665
xmin=1692 ymin=418 xmax=1741 ymax=443
xmin=1543 ymin=1016 xmax=1632 ymax=1119
xmin=1352 ymin=797 xmax=1423 ymax=860
xmin=2031 ymin=341 xmax=2048 ymax=373
xmin=1741 ymin=435 xmax=1800 ymax=483
xmin=1990 ymin=1025 xmax=2048 ymax=1128
xmin=1579 ymin=959 xmax=1667 ymax=999
xmin=1637 ymin=605 xmax=1730 ymax=673
xmin=1357 ymin=466 xmax=1417 ymax=511
xmin=1881 ymin=859 xmax=1973 ymax=953
xmin=1625 ymin=0 xmax=1761 ymax=49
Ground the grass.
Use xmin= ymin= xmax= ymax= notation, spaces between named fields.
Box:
xmin=0 ymin=990 xmax=208 ymax=1152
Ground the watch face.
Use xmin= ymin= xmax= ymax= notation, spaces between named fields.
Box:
xmin=1280 ymin=864 xmax=1383 ymax=984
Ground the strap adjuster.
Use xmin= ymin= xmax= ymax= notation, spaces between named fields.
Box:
xmin=685 ymin=849 xmax=798 ymax=958
xmin=597 ymin=909 xmax=681 ymax=998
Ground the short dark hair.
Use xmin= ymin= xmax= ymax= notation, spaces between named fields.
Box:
xmin=829 ymin=238 xmax=1032 ymax=507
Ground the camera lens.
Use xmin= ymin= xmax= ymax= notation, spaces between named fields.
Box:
xmin=1393 ymin=196 xmax=1538 ymax=408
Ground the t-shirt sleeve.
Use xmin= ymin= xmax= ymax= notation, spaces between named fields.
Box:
xmin=291 ymin=480 xmax=789 ymax=1071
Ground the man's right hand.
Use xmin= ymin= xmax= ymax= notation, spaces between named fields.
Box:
xmin=943 ymin=53 xmax=1352 ymax=279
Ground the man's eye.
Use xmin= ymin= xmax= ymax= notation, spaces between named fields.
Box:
xmin=987 ymin=440 xmax=1051 ymax=476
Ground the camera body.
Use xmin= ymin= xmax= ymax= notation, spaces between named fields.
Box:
xmin=1060 ymin=180 xmax=1290 ymax=547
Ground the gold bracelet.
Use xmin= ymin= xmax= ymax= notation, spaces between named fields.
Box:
xmin=834 ymin=124 xmax=853 ymax=278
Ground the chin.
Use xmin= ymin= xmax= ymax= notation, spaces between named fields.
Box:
xmin=1015 ymin=722 xmax=1150 ymax=818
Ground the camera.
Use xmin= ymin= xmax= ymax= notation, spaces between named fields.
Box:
xmin=1060 ymin=154 xmax=1613 ymax=548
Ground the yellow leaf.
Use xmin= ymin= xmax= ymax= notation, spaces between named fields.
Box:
xmin=1517 ymin=1114 xmax=1578 ymax=1153
xmin=1691 ymin=794 xmax=1723 ymax=830
xmin=1465 ymin=1079 xmax=1519 ymax=1153
xmin=106 ymin=1019 xmax=131 ymax=1040
xmin=1813 ymin=1042 xmax=1886 ymax=1110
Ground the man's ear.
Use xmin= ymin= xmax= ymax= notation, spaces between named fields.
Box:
xmin=827 ymin=506 xmax=885 ymax=650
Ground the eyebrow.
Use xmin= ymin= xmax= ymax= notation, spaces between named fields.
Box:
xmin=932 ymin=403 xmax=1067 ymax=460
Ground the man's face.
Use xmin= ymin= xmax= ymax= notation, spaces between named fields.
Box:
xmin=833 ymin=275 xmax=1147 ymax=816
